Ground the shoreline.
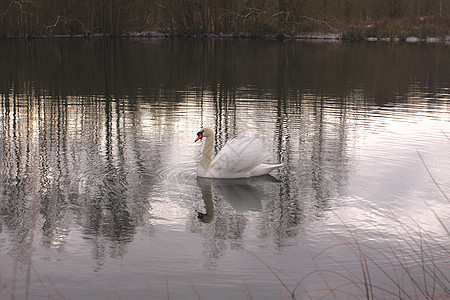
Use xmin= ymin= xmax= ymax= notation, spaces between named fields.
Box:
xmin=1 ymin=31 xmax=450 ymax=44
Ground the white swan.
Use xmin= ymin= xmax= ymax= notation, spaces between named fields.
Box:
xmin=195 ymin=127 xmax=282 ymax=178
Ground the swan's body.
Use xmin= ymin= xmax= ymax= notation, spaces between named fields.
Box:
xmin=195 ymin=128 xmax=282 ymax=178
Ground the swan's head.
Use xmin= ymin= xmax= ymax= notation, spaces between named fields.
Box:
xmin=195 ymin=127 xmax=214 ymax=142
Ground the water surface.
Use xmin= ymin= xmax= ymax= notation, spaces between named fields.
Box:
xmin=0 ymin=39 xmax=449 ymax=299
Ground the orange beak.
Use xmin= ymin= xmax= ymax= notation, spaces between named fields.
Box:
xmin=195 ymin=132 xmax=203 ymax=142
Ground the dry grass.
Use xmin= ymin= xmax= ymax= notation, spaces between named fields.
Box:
xmin=238 ymin=148 xmax=449 ymax=299
xmin=341 ymin=16 xmax=450 ymax=40
xmin=237 ymin=206 xmax=448 ymax=300
xmin=0 ymin=259 xmax=66 ymax=300
xmin=234 ymin=205 xmax=448 ymax=300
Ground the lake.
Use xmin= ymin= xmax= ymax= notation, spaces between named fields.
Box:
xmin=0 ymin=38 xmax=449 ymax=299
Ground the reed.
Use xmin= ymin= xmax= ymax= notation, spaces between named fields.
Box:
xmin=238 ymin=204 xmax=449 ymax=299
xmin=239 ymin=148 xmax=449 ymax=299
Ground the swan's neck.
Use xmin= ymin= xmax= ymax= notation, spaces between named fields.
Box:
xmin=201 ymin=136 xmax=214 ymax=168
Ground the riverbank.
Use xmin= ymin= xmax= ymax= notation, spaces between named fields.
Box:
xmin=1 ymin=0 xmax=448 ymax=42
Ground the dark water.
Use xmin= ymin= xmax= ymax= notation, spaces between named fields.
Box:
xmin=0 ymin=39 xmax=449 ymax=299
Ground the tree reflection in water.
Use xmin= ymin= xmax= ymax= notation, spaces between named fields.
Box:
xmin=0 ymin=39 xmax=447 ymax=277
xmin=0 ymin=91 xmax=154 ymax=269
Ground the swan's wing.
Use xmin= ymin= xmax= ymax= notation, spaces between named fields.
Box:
xmin=210 ymin=137 xmax=271 ymax=174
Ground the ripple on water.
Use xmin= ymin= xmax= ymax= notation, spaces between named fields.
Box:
xmin=155 ymin=161 xmax=198 ymax=186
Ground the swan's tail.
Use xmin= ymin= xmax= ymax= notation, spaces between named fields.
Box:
xmin=249 ymin=163 xmax=283 ymax=177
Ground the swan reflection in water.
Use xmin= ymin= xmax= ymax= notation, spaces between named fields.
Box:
xmin=195 ymin=175 xmax=280 ymax=223
xmin=191 ymin=175 xmax=281 ymax=267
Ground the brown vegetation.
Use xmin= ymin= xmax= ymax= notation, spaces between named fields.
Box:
xmin=0 ymin=0 xmax=449 ymax=38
